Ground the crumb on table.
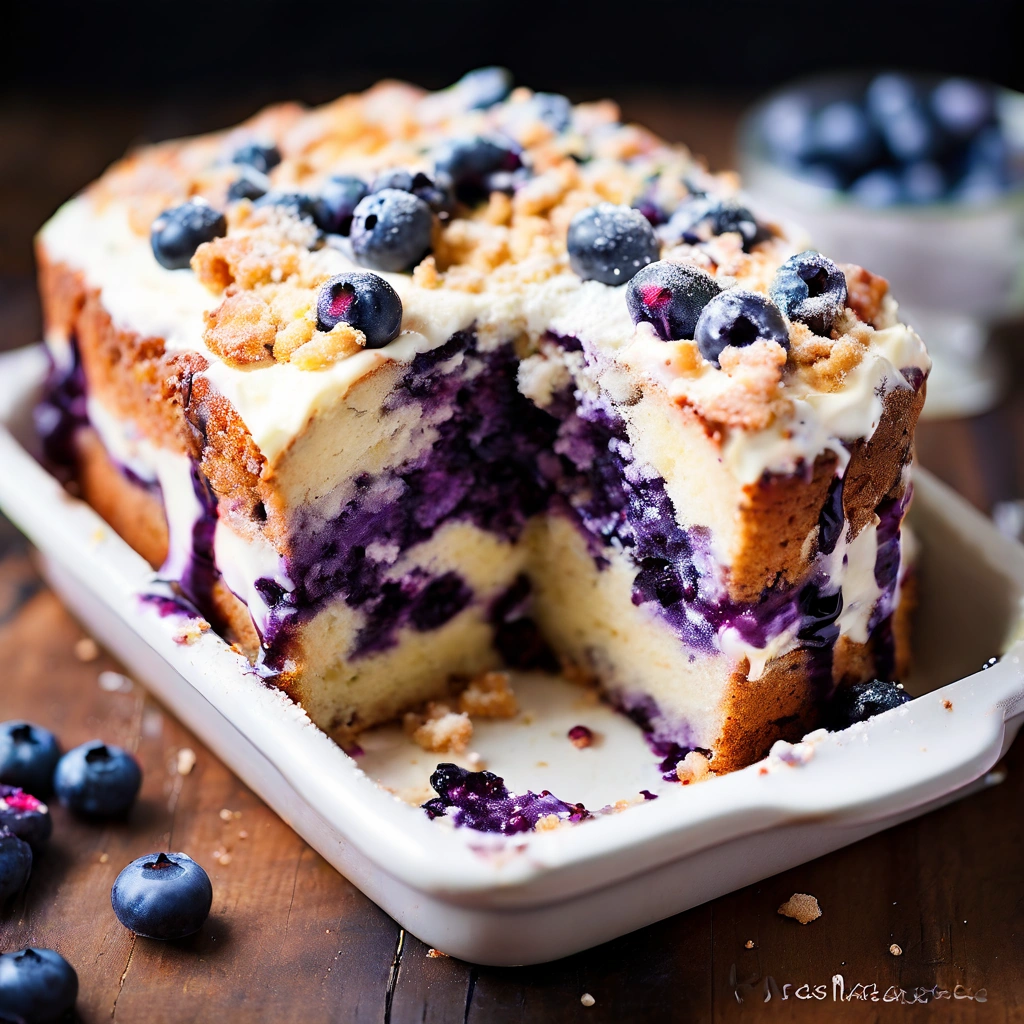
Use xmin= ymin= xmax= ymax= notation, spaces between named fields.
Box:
xmin=403 ymin=702 xmax=473 ymax=753
xmin=458 ymin=671 xmax=518 ymax=718
xmin=778 ymin=893 xmax=821 ymax=924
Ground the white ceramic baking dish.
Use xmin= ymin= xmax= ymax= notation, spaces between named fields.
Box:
xmin=1 ymin=343 xmax=1022 ymax=966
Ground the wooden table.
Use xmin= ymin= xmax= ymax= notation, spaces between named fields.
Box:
xmin=3 ymin=93 xmax=1024 ymax=1023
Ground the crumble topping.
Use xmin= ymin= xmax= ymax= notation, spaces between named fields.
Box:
xmin=457 ymin=671 xmax=518 ymax=718
xmin=778 ymin=893 xmax=822 ymax=924
xmin=403 ymin=702 xmax=473 ymax=754
xmin=675 ymin=750 xmax=713 ymax=784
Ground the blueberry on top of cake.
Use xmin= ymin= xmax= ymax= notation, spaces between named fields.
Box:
xmin=34 ymin=69 xmax=929 ymax=789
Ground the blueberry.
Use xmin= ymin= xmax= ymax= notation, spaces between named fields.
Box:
xmin=450 ymin=66 xmax=513 ymax=110
xmin=770 ymin=251 xmax=848 ymax=336
xmin=0 ymin=723 xmax=60 ymax=797
xmin=370 ymin=170 xmax=450 ymax=212
xmin=902 ymin=161 xmax=946 ymax=204
xmin=0 ymin=948 xmax=77 ymax=1024
xmin=505 ymin=92 xmax=573 ymax=134
xmin=878 ymin=103 xmax=941 ymax=163
xmin=0 ymin=827 xmax=31 ymax=904
xmin=0 ymin=786 xmax=52 ymax=849
xmin=371 ymin=168 xmax=415 ymax=193
xmin=568 ymin=203 xmax=659 ymax=285
xmin=865 ymin=73 xmax=917 ymax=124
xmin=231 ymin=141 xmax=281 ymax=175
xmin=831 ymin=679 xmax=912 ymax=729
xmin=626 ymin=260 xmax=721 ymax=340
xmin=349 ymin=189 xmax=433 ymax=272
xmin=53 ymin=741 xmax=141 ymax=817
xmin=663 ymin=197 xmax=768 ymax=252
xmin=931 ymin=78 xmax=996 ymax=138
xmin=150 ymin=201 xmax=227 ymax=270
xmin=811 ymin=101 xmax=879 ymax=171
xmin=694 ymin=290 xmax=789 ymax=366
xmin=226 ymin=165 xmax=271 ymax=202
xmin=253 ymin=191 xmax=330 ymax=232
xmin=850 ymin=168 xmax=903 ymax=207
xmin=315 ymin=272 xmax=403 ymax=348
xmin=432 ymin=136 xmax=521 ymax=203
xmin=759 ymin=94 xmax=816 ymax=165
xmin=318 ymin=175 xmax=368 ymax=234
xmin=111 ymin=852 xmax=213 ymax=940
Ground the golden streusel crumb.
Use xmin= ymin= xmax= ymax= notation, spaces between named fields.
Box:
xmin=683 ymin=340 xmax=789 ymax=431
xmin=676 ymin=750 xmax=712 ymax=785
xmin=841 ymin=263 xmax=890 ymax=325
xmin=458 ymin=671 xmax=518 ymax=718
xmin=778 ymin=893 xmax=821 ymax=925
xmin=290 ymin=322 xmax=366 ymax=370
xmin=412 ymin=254 xmax=442 ymax=289
xmin=535 ymin=814 xmax=563 ymax=832
xmin=403 ymin=702 xmax=473 ymax=754
xmin=203 ymin=291 xmax=280 ymax=365
xmin=272 ymin=315 xmax=317 ymax=362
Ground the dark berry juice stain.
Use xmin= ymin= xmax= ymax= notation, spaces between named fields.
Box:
xmin=423 ymin=763 xmax=589 ymax=834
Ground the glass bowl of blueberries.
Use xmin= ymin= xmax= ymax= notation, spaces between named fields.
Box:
xmin=739 ymin=72 xmax=1024 ymax=417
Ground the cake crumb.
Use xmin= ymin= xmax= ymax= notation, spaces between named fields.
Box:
xmin=219 ymin=808 xmax=235 ymax=822
xmin=99 ymin=852 xmax=109 ymax=864
xmin=942 ymin=699 xmax=953 ymax=711
xmin=214 ymin=849 xmax=232 ymax=866
xmin=890 ymin=943 xmax=902 ymax=956
xmin=404 ymin=703 xmax=473 ymax=754
xmin=238 ymin=830 xmax=249 ymax=840
xmin=744 ymin=940 xmax=755 ymax=949
xmin=173 ymin=619 xmax=211 ymax=645
xmin=580 ymin=993 xmax=596 ymax=1007
xmin=74 ymin=637 xmax=100 ymax=662
xmin=176 ymin=748 xmax=197 ymax=776
xmin=98 ymin=671 xmax=133 ymax=693
xmin=458 ymin=671 xmax=518 ymax=718
xmin=568 ymin=725 xmax=595 ymax=749
xmin=778 ymin=893 xmax=821 ymax=924
xmin=535 ymin=814 xmax=563 ymax=832
xmin=426 ymin=948 xmax=449 ymax=958
xmin=676 ymin=751 xmax=712 ymax=785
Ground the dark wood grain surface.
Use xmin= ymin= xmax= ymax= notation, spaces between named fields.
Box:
xmin=2 ymin=92 xmax=1024 ymax=1022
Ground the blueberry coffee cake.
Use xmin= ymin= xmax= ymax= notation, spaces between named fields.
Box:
xmin=34 ymin=68 xmax=929 ymax=777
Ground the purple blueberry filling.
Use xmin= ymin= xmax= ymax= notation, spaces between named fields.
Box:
xmin=423 ymin=763 xmax=589 ymax=834
xmin=34 ymin=341 xmax=87 ymax=475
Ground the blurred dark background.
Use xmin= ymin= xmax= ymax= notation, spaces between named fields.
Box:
xmin=1 ymin=0 xmax=1019 ymax=349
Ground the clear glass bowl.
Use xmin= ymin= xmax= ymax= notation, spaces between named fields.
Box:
xmin=738 ymin=74 xmax=1024 ymax=418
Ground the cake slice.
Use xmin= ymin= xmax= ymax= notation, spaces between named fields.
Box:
xmin=34 ymin=69 xmax=929 ymax=777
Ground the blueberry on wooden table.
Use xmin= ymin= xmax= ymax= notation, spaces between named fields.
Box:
xmin=0 ymin=826 xmax=32 ymax=904
xmin=567 ymin=203 xmax=660 ymax=286
xmin=151 ymin=201 xmax=227 ymax=269
xmin=694 ymin=290 xmax=790 ymax=366
xmin=0 ymin=785 xmax=52 ymax=849
xmin=626 ymin=260 xmax=721 ymax=340
xmin=0 ymin=948 xmax=77 ymax=1024
xmin=111 ymin=852 xmax=213 ymax=940
xmin=770 ymin=250 xmax=848 ymax=336
xmin=316 ymin=272 xmax=404 ymax=348
xmin=53 ymin=741 xmax=141 ymax=817
xmin=0 ymin=722 xmax=61 ymax=796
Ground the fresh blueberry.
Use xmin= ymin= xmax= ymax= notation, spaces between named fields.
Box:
xmin=0 ymin=827 xmax=31 ymax=904
xmin=694 ymin=290 xmax=789 ymax=366
xmin=663 ymin=197 xmax=768 ymax=252
xmin=902 ymin=161 xmax=946 ymax=204
xmin=0 ymin=948 xmax=77 ymax=1024
xmin=759 ymin=94 xmax=816 ymax=166
xmin=369 ymin=170 xmax=450 ymax=212
xmin=226 ymin=165 xmax=271 ymax=202
xmin=626 ymin=260 xmax=721 ymax=340
xmin=811 ymin=101 xmax=879 ymax=171
xmin=431 ymin=136 xmax=521 ymax=203
xmin=770 ymin=251 xmax=848 ymax=335
xmin=318 ymin=175 xmax=368 ymax=234
xmin=0 ymin=722 xmax=60 ymax=797
xmin=231 ymin=141 xmax=281 ymax=175
xmin=349 ymin=189 xmax=433 ymax=272
xmin=931 ymin=78 xmax=996 ymax=138
xmin=831 ymin=679 xmax=912 ymax=728
xmin=865 ymin=73 xmax=917 ymax=124
xmin=878 ymin=103 xmax=941 ymax=163
xmin=850 ymin=168 xmax=903 ymax=207
xmin=0 ymin=786 xmax=51 ymax=849
xmin=111 ymin=851 xmax=213 ymax=940
xmin=53 ymin=741 xmax=141 ymax=818
xmin=315 ymin=272 xmax=403 ymax=348
xmin=568 ymin=203 xmax=659 ymax=285
xmin=150 ymin=201 xmax=227 ymax=270
xmin=253 ymin=191 xmax=331 ymax=232
xmin=450 ymin=66 xmax=513 ymax=110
